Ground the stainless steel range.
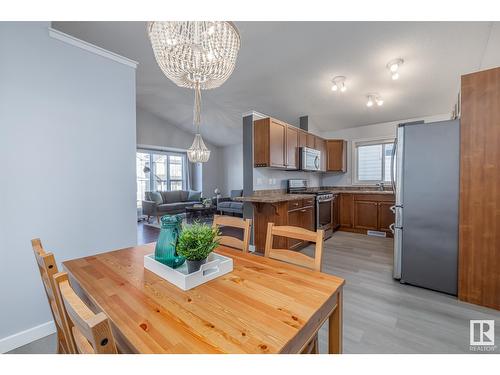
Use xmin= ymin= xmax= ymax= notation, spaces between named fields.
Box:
xmin=287 ymin=179 xmax=333 ymax=239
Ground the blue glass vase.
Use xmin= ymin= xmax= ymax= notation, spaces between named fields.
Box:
xmin=155 ymin=215 xmax=185 ymax=268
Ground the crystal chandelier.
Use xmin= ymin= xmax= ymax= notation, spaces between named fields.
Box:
xmin=148 ymin=21 xmax=241 ymax=163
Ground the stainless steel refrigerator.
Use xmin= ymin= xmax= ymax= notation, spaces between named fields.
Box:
xmin=391 ymin=119 xmax=460 ymax=295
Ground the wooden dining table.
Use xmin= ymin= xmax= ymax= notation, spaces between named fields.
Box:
xmin=63 ymin=243 xmax=345 ymax=354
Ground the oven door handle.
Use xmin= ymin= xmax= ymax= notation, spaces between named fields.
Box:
xmin=318 ymin=197 xmax=333 ymax=203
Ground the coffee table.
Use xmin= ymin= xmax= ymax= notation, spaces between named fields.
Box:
xmin=185 ymin=205 xmax=215 ymax=224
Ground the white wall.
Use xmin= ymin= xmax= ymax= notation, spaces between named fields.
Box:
xmin=320 ymin=114 xmax=451 ymax=186
xmin=136 ymin=107 xmax=224 ymax=197
xmin=480 ymin=22 xmax=500 ymax=70
xmin=220 ymin=143 xmax=244 ymax=196
xmin=0 ymin=22 xmax=137 ymax=351
xmin=253 ymin=169 xmax=321 ymax=191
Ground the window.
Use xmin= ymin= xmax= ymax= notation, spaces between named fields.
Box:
xmin=136 ymin=150 xmax=187 ymax=207
xmin=354 ymin=140 xmax=394 ymax=184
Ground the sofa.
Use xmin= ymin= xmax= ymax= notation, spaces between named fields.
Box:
xmin=217 ymin=189 xmax=244 ymax=216
xmin=142 ymin=190 xmax=202 ymax=223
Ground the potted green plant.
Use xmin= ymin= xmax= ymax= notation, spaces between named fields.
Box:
xmin=176 ymin=222 xmax=220 ymax=273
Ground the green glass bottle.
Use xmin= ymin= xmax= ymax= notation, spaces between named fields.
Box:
xmin=154 ymin=214 xmax=185 ymax=268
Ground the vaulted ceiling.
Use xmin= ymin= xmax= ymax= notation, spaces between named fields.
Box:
xmin=53 ymin=21 xmax=499 ymax=146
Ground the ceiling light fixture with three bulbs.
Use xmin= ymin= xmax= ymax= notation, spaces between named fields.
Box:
xmin=386 ymin=58 xmax=404 ymax=80
xmin=366 ymin=93 xmax=384 ymax=108
xmin=331 ymin=76 xmax=347 ymax=92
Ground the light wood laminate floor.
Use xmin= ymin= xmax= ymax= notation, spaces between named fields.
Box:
xmin=9 ymin=231 xmax=500 ymax=353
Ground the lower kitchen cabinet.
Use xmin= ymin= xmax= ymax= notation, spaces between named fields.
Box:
xmin=251 ymin=198 xmax=315 ymax=253
xmin=339 ymin=193 xmax=354 ymax=229
xmin=378 ymin=201 xmax=395 ymax=233
xmin=353 ymin=200 xmax=379 ymax=230
xmin=331 ymin=193 xmax=340 ymax=231
xmin=339 ymin=193 xmax=395 ymax=236
xmin=287 ymin=204 xmax=314 ymax=250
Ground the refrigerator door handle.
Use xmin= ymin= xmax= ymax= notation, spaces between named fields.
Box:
xmin=390 ymin=138 xmax=397 ymax=193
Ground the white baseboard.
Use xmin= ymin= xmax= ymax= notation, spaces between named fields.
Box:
xmin=0 ymin=321 xmax=56 ymax=353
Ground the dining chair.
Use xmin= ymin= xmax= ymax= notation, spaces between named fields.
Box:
xmin=31 ymin=238 xmax=76 ymax=354
xmin=212 ymin=215 xmax=252 ymax=252
xmin=263 ymin=223 xmax=325 ymax=353
xmin=53 ymin=272 xmax=118 ymax=354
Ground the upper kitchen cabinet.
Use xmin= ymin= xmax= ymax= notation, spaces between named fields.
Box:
xmin=285 ymin=125 xmax=299 ymax=169
xmin=254 ymin=117 xmax=298 ymax=169
xmin=326 ymin=139 xmax=347 ymax=172
xmin=306 ymin=133 xmax=315 ymax=148
xmin=314 ymin=136 xmax=327 ymax=172
xmin=298 ymin=130 xmax=308 ymax=148
xmin=254 ymin=117 xmax=286 ymax=168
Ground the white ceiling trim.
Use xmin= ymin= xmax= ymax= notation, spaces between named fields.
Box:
xmin=48 ymin=27 xmax=139 ymax=69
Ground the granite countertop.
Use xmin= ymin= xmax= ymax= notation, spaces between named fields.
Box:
xmin=236 ymin=188 xmax=394 ymax=203
xmin=234 ymin=194 xmax=313 ymax=203
xmin=324 ymin=189 xmax=394 ymax=195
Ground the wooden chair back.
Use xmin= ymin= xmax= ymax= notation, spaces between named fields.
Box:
xmin=212 ymin=215 xmax=252 ymax=252
xmin=54 ymin=272 xmax=117 ymax=354
xmin=31 ymin=238 xmax=76 ymax=354
xmin=264 ymin=223 xmax=324 ymax=271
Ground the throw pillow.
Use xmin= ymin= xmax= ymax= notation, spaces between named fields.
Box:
xmin=187 ymin=190 xmax=202 ymax=201
xmin=149 ymin=191 xmax=163 ymax=204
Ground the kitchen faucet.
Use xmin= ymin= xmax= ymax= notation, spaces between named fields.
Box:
xmin=376 ymin=182 xmax=385 ymax=191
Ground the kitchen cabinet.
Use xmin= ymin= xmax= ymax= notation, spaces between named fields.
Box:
xmin=285 ymin=125 xmax=299 ymax=169
xmin=353 ymin=201 xmax=379 ymax=230
xmin=254 ymin=116 xmax=346 ymax=173
xmin=298 ymin=130 xmax=308 ymax=148
xmin=287 ymin=203 xmax=314 ymax=250
xmin=378 ymin=201 xmax=395 ymax=233
xmin=250 ymin=198 xmax=316 ymax=253
xmin=339 ymin=193 xmax=354 ymax=229
xmin=314 ymin=136 xmax=327 ymax=172
xmin=459 ymin=67 xmax=500 ymax=310
xmin=306 ymin=133 xmax=315 ymax=148
xmin=331 ymin=193 xmax=340 ymax=231
xmin=338 ymin=193 xmax=395 ymax=236
xmin=326 ymin=140 xmax=347 ymax=172
xmin=253 ymin=117 xmax=287 ymax=168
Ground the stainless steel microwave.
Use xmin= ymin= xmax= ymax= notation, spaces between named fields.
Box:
xmin=299 ymin=147 xmax=321 ymax=171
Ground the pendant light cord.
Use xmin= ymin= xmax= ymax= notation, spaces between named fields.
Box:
xmin=193 ymin=82 xmax=201 ymax=132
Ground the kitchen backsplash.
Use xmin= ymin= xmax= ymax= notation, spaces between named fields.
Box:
xmin=253 ymin=168 xmax=321 ymax=190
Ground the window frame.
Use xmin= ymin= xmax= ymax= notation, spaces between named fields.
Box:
xmin=137 ymin=148 xmax=187 ymax=193
xmin=352 ymin=138 xmax=395 ymax=185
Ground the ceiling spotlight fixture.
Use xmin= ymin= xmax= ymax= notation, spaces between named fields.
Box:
xmin=386 ymin=58 xmax=404 ymax=80
xmin=366 ymin=93 xmax=384 ymax=108
xmin=331 ymin=76 xmax=347 ymax=93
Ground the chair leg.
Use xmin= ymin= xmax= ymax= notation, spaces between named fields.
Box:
xmin=157 ymin=216 xmax=160 ymax=224
xmin=312 ymin=336 xmax=319 ymax=354
xmin=147 ymin=215 xmax=150 ymax=222
xmin=57 ymin=339 xmax=63 ymax=354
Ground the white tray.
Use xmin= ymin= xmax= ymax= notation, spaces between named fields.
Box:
xmin=144 ymin=252 xmax=233 ymax=291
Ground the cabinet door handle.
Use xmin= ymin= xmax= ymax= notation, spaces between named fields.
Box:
xmin=300 ymin=209 xmax=306 ymax=212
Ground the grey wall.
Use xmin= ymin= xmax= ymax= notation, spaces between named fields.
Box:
xmin=0 ymin=22 xmax=137 ymax=349
xmin=221 ymin=143 xmax=243 ymax=196
xmin=136 ymin=107 xmax=224 ymax=197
